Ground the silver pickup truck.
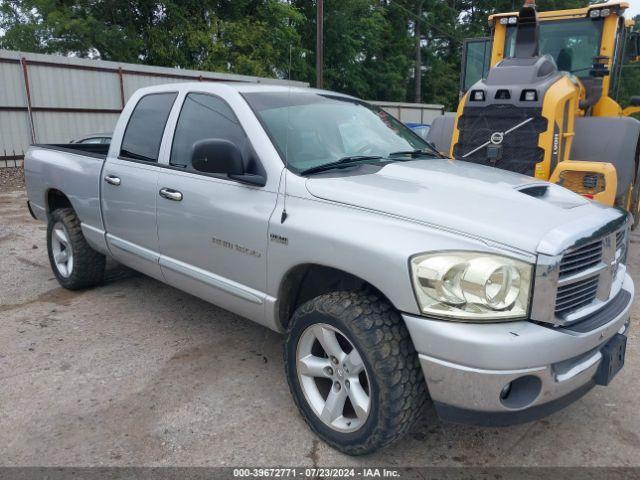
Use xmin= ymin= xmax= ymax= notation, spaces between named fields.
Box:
xmin=25 ymin=83 xmax=633 ymax=455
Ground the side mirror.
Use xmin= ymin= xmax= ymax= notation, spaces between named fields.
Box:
xmin=192 ymin=139 xmax=244 ymax=175
xmin=191 ymin=138 xmax=267 ymax=187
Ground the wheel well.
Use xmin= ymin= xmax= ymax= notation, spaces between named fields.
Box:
xmin=277 ymin=264 xmax=391 ymax=331
xmin=46 ymin=189 xmax=73 ymax=215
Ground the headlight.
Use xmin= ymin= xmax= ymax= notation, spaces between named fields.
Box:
xmin=410 ymin=252 xmax=533 ymax=321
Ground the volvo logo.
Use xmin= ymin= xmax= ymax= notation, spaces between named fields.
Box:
xmin=490 ymin=132 xmax=505 ymax=145
xmin=462 ymin=118 xmax=534 ymax=159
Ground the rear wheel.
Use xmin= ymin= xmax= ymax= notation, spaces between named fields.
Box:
xmin=284 ymin=291 xmax=426 ymax=455
xmin=47 ymin=208 xmax=105 ymax=290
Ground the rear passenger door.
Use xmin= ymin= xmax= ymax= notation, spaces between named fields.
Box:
xmin=101 ymin=92 xmax=177 ymax=281
xmin=156 ymin=92 xmax=276 ymax=323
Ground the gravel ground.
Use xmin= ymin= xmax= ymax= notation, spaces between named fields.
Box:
xmin=0 ymin=167 xmax=25 ymax=191
xmin=1 ymin=187 xmax=640 ymax=468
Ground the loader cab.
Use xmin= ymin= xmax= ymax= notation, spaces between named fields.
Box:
xmin=460 ymin=2 xmax=634 ymax=116
xmin=447 ymin=1 xmax=640 ymax=215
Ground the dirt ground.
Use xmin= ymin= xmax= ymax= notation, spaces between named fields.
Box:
xmin=1 ymin=184 xmax=639 ymax=467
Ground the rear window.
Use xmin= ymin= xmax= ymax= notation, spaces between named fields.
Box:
xmin=120 ymin=93 xmax=177 ymax=162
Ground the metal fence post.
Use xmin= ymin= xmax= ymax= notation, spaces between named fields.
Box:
xmin=20 ymin=57 xmax=36 ymax=144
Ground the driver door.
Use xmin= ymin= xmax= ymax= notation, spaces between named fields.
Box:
xmin=156 ymin=92 xmax=277 ymax=322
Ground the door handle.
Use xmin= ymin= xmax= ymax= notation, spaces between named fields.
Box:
xmin=104 ymin=175 xmax=121 ymax=186
xmin=159 ymin=188 xmax=183 ymax=202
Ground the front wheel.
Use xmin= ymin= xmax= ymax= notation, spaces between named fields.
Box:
xmin=47 ymin=208 xmax=105 ymax=290
xmin=284 ymin=291 xmax=426 ymax=455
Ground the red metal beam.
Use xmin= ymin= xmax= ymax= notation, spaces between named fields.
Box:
xmin=20 ymin=57 xmax=36 ymax=143
xmin=13 ymin=58 xmax=241 ymax=82
xmin=0 ymin=106 xmax=122 ymax=114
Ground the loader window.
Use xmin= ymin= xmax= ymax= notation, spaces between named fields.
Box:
xmin=461 ymin=38 xmax=492 ymax=94
xmin=505 ymin=19 xmax=604 ymax=78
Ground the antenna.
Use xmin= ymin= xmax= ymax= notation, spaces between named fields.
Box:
xmin=281 ymin=43 xmax=292 ymax=224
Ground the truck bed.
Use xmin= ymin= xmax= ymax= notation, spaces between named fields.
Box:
xmin=32 ymin=143 xmax=110 ymax=159
xmin=24 ymin=143 xmax=109 ymax=254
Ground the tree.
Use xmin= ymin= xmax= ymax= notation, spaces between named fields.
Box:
xmin=1 ymin=0 xmax=634 ymax=108
xmin=0 ymin=0 xmax=307 ymax=78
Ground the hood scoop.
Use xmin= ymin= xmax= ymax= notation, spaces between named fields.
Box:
xmin=516 ymin=183 xmax=587 ymax=209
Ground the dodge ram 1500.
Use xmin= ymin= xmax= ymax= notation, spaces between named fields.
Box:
xmin=25 ymin=83 xmax=633 ymax=454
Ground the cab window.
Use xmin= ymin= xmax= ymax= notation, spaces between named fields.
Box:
xmin=120 ymin=92 xmax=177 ymax=162
xmin=170 ymin=93 xmax=249 ymax=171
xmin=461 ymin=38 xmax=492 ymax=94
xmin=505 ymin=18 xmax=605 ymax=77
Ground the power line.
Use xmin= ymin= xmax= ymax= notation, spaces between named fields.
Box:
xmin=392 ymin=0 xmax=464 ymax=45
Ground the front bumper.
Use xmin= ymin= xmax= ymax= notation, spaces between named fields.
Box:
xmin=403 ymin=273 xmax=633 ymax=426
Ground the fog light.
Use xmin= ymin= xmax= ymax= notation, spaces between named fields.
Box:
xmin=500 ymin=382 xmax=512 ymax=400
xmin=521 ymin=89 xmax=538 ymax=102
xmin=499 ymin=375 xmax=542 ymax=409
xmin=471 ymin=90 xmax=486 ymax=102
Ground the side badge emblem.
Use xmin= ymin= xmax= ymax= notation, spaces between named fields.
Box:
xmin=270 ymin=233 xmax=288 ymax=246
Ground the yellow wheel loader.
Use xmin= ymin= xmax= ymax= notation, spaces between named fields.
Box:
xmin=427 ymin=1 xmax=640 ymax=224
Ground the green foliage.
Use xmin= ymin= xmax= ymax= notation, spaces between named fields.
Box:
xmin=0 ymin=0 xmax=636 ymax=110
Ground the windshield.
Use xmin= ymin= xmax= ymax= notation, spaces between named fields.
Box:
xmin=243 ymin=92 xmax=430 ymax=173
xmin=505 ymin=18 xmax=604 ymax=78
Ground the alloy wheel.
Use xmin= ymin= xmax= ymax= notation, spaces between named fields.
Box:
xmin=296 ymin=323 xmax=371 ymax=433
xmin=51 ymin=222 xmax=74 ymax=278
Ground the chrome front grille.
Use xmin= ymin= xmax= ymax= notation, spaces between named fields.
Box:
xmin=558 ymin=239 xmax=603 ymax=279
xmin=531 ymin=214 xmax=630 ymax=327
xmin=555 ymin=276 xmax=599 ymax=315
xmin=553 ymin=231 xmax=622 ymax=318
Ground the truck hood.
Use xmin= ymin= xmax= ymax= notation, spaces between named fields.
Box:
xmin=305 ymin=159 xmax=614 ymax=253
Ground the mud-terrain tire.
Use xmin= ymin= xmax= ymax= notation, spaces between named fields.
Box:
xmin=284 ymin=290 xmax=426 ymax=455
xmin=47 ymin=208 xmax=105 ymax=290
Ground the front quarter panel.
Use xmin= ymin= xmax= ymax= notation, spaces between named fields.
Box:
xmin=267 ymin=173 xmax=536 ymax=321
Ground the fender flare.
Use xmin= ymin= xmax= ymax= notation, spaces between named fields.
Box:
xmin=571 ymin=116 xmax=640 ymax=198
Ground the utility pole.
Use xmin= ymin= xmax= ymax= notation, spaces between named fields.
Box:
xmin=316 ymin=0 xmax=324 ymax=89
xmin=414 ymin=1 xmax=423 ymax=103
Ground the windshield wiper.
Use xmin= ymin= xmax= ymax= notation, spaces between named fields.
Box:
xmin=389 ymin=145 xmax=445 ymax=159
xmin=300 ymin=155 xmax=385 ymax=175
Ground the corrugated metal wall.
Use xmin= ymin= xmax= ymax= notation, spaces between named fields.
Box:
xmin=0 ymin=50 xmax=445 ymax=168
xmin=369 ymin=101 xmax=445 ymax=125
xmin=0 ymin=50 xmax=308 ymax=168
